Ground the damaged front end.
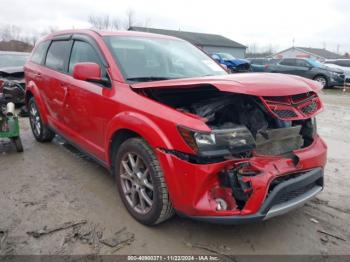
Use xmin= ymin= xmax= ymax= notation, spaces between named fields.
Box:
xmin=136 ymin=83 xmax=326 ymax=222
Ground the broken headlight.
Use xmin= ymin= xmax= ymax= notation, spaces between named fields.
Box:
xmin=178 ymin=125 xmax=255 ymax=157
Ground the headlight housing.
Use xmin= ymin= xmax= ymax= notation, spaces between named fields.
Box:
xmin=178 ymin=125 xmax=255 ymax=157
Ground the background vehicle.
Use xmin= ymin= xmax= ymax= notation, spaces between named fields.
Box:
xmin=0 ymin=51 xmax=29 ymax=104
xmin=211 ymin=52 xmax=251 ymax=72
xmin=269 ymin=58 xmax=345 ymax=88
xmin=25 ymin=30 xmax=326 ymax=226
xmin=324 ymin=59 xmax=350 ymax=84
xmin=248 ymin=58 xmax=280 ymax=72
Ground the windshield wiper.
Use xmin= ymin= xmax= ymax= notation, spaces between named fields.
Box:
xmin=126 ymin=76 xmax=176 ymax=82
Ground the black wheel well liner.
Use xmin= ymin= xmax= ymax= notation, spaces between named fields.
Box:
xmin=109 ymin=129 xmax=141 ymax=170
xmin=25 ymin=91 xmax=34 ymax=105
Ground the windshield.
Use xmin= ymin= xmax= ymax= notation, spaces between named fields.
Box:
xmin=217 ymin=53 xmax=235 ymax=60
xmin=104 ymin=36 xmax=227 ymax=82
xmin=307 ymin=59 xmax=324 ymax=68
xmin=0 ymin=54 xmax=28 ymax=67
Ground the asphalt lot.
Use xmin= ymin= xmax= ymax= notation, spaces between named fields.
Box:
xmin=0 ymin=88 xmax=349 ymax=255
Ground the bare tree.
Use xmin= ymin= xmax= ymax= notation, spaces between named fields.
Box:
xmin=0 ymin=25 xmax=22 ymax=41
xmin=88 ymin=9 xmax=149 ymax=31
xmin=124 ymin=9 xmax=137 ymax=29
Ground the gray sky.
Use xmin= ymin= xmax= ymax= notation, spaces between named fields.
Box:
xmin=0 ymin=0 xmax=349 ymax=53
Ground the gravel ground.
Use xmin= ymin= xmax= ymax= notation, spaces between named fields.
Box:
xmin=0 ymin=88 xmax=349 ymax=255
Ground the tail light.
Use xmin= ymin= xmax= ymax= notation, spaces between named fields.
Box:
xmin=0 ymin=80 xmax=4 ymax=92
xmin=264 ymin=64 xmax=269 ymax=71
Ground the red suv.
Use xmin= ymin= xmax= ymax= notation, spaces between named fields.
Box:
xmin=24 ymin=30 xmax=327 ymax=225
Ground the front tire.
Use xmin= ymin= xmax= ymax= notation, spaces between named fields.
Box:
xmin=114 ymin=138 xmax=174 ymax=225
xmin=28 ymin=97 xmax=55 ymax=142
xmin=314 ymin=75 xmax=328 ymax=88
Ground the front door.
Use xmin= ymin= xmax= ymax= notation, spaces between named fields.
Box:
xmin=63 ymin=40 xmax=115 ymax=160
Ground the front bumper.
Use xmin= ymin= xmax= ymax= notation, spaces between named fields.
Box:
xmin=329 ymin=74 xmax=346 ymax=86
xmin=187 ymin=168 xmax=323 ymax=224
xmin=157 ymin=136 xmax=327 ymax=224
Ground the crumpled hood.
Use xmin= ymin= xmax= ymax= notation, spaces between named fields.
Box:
xmin=0 ymin=66 xmax=24 ymax=78
xmin=131 ymin=73 xmax=322 ymax=96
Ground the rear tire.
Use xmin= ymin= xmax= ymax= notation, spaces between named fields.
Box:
xmin=114 ymin=138 xmax=174 ymax=225
xmin=28 ymin=97 xmax=55 ymax=142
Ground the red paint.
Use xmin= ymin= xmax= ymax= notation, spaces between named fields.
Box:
xmin=24 ymin=30 xmax=327 ymax=219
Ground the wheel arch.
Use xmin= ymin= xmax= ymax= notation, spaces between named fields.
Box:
xmin=313 ymin=74 xmax=329 ymax=82
xmin=105 ymin=112 xmax=173 ymax=167
xmin=25 ymin=81 xmax=49 ymax=123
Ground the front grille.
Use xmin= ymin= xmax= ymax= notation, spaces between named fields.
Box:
xmin=266 ymin=170 xmax=323 ymax=207
xmin=273 ymin=109 xmax=297 ymax=118
xmin=273 ymin=182 xmax=316 ymax=205
xmin=262 ymin=91 xmax=322 ymax=120
xmin=300 ymin=101 xmax=318 ymax=115
xmin=291 ymin=92 xmax=314 ymax=103
xmin=264 ymin=96 xmax=288 ymax=103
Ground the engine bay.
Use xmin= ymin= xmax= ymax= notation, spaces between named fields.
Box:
xmin=139 ymin=85 xmax=318 ymax=160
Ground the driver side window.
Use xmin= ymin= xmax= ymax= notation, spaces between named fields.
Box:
xmin=69 ymin=41 xmax=102 ymax=74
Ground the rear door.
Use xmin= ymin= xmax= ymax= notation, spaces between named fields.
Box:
xmin=275 ymin=58 xmax=298 ymax=74
xmin=41 ymin=39 xmax=72 ymax=127
xmin=294 ymin=59 xmax=312 ymax=78
xmin=25 ymin=40 xmax=50 ymax=102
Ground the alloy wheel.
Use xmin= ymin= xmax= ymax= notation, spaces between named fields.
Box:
xmin=119 ymin=152 xmax=154 ymax=214
xmin=315 ymin=76 xmax=327 ymax=88
xmin=29 ymin=102 xmax=41 ymax=137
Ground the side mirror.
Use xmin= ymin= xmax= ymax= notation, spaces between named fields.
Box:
xmin=73 ymin=62 xmax=101 ymax=82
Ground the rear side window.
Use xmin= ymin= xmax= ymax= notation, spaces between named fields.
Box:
xmin=31 ymin=41 xmax=50 ymax=64
xmin=68 ymin=41 xmax=101 ymax=74
xmin=280 ymin=59 xmax=296 ymax=66
xmin=45 ymin=41 xmax=71 ymax=72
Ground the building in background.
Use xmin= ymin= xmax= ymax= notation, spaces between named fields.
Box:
xmin=129 ymin=26 xmax=247 ymax=58
xmin=272 ymin=46 xmax=341 ymax=62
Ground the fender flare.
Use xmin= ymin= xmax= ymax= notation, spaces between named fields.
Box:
xmin=104 ymin=111 xmax=173 ymax=164
xmin=25 ymin=80 xmax=49 ymax=124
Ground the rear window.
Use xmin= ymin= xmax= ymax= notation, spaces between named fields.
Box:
xmin=45 ymin=41 xmax=71 ymax=72
xmin=31 ymin=41 xmax=50 ymax=64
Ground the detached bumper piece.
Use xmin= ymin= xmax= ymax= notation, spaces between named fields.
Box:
xmin=189 ymin=167 xmax=323 ymax=224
